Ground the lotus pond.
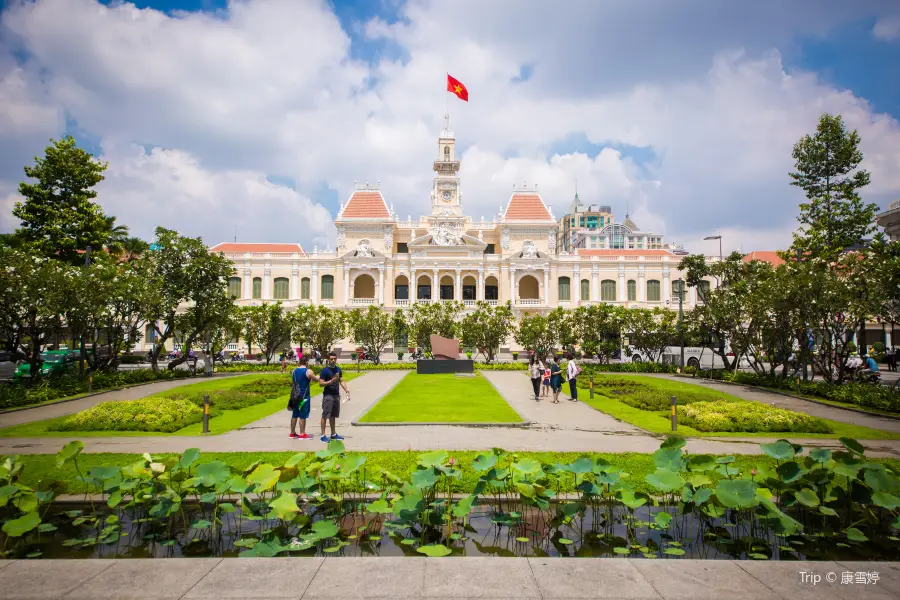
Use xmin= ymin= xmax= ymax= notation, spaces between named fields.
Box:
xmin=1 ymin=437 xmax=898 ymax=560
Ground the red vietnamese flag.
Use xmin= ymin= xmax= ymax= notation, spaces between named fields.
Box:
xmin=447 ymin=74 xmax=468 ymax=101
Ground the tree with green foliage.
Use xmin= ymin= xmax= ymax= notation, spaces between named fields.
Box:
xmin=458 ymin=301 xmax=516 ymax=362
xmin=404 ymin=301 xmax=463 ymax=353
xmin=790 ymin=113 xmax=878 ymax=260
xmin=293 ymin=304 xmax=346 ymax=355
xmin=0 ymin=248 xmax=70 ymax=378
xmin=622 ymin=307 xmax=678 ymax=363
xmin=572 ymin=303 xmax=623 ymax=363
xmin=514 ymin=313 xmax=558 ymax=362
xmin=347 ymin=305 xmax=394 ymax=360
xmin=141 ymin=227 xmax=235 ymax=371
xmin=241 ymin=303 xmax=294 ymax=365
xmin=12 ymin=137 xmax=112 ymax=264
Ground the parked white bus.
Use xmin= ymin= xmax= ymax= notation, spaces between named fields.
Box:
xmin=621 ymin=338 xmax=748 ymax=370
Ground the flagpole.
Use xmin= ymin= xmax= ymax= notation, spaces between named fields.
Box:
xmin=445 ymin=72 xmax=449 ymax=125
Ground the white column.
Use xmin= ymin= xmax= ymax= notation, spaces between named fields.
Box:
xmin=662 ymin=269 xmax=671 ymax=305
xmin=344 ymin=267 xmax=351 ymax=304
xmin=690 ymin=285 xmax=697 ymax=307
xmin=510 ymin=267 xmax=517 ymax=303
xmin=263 ymin=267 xmax=271 ymax=299
xmin=573 ymin=269 xmax=580 ymax=306
xmin=455 ymin=269 xmax=461 ymax=301
xmin=243 ymin=268 xmax=251 ymax=300
xmin=543 ymin=268 xmax=549 ymax=305
xmin=638 ymin=270 xmax=646 ymax=302
xmin=410 ymin=269 xmax=416 ymax=302
xmin=591 ymin=265 xmax=599 ymax=302
xmin=311 ymin=266 xmax=318 ymax=303
xmin=432 ymin=269 xmax=439 ymax=301
xmin=618 ymin=265 xmax=626 ymax=302
xmin=290 ymin=266 xmax=299 ymax=299
xmin=477 ymin=268 xmax=484 ymax=300
xmin=378 ymin=266 xmax=385 ymax=304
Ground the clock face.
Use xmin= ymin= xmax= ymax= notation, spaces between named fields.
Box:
xmin=442 ymin=190 xmax=452 ymax=201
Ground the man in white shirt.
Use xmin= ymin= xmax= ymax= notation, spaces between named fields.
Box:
xmin=566 ymin=353 xmax=580 ymax=402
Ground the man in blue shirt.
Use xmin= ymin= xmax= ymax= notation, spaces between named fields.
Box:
xmin=863 ymin=354 xmax=879 ymax=373
xmin=318 ymin=350 xmax=351 ymax=442
xmin=289 ymin=356 xmax=319 ymax=440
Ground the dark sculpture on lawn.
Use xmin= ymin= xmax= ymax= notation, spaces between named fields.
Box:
xmin=429 ymin=334 xmax=460 ymax=360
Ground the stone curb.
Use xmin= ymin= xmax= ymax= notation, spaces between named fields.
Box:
xmin=673 ymin=374 xmax=900 ymax=422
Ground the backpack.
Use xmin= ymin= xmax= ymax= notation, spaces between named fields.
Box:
xmin=288 ymin=368 xmax=309 ymax=411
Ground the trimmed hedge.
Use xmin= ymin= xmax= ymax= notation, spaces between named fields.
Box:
xmin=49 ymin=398 xmax=203 ymax=433
xmin=0 ymin=369 xmax=194 ymax=410
xmin=678 ymin=400 xmax=832 ymax=434
xmin=163 ymin=377 xmax=292 ymax=411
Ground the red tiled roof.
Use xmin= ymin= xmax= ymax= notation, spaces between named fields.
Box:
xmin=210 ymin=243 xmax=304 ymax=253
xmin=578 ymin=249 xmax=673 ymax=256
xmin=743 ymin=251 xmax=785 ymax=266
xmin=503 ymin=193 xmax=553 ymax=221
xmin=341 ymin=191 xmax=390 ymax=219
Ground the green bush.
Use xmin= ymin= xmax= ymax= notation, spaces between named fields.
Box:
xmin=49 ymin=398 xmax=203 ymax=433
xmin=621 ymin=389 xmax=733 ymax=411
xmin=678 ymin=400 xmax=832 ymax=433
xmin=164 ymin=377 xmax=293 ymax=411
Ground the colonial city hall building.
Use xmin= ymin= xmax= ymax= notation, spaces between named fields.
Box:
xmin=205 ymin=120 xmax=714 ymax=352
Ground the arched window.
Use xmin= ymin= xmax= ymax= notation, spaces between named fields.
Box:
xmin=300 ymin=277 xmax=310 ymax=300
xmin=273 ymin=277 xmax=289 ymax=300
xmin=227 ymin=277 xmax=241 ymax=299
xmin=601 ymin=279 xmax=616 ymax=301
xmin=647 ymin=280 xmax=661 ymax=302
xmin=580 ymin=279 xmax=590 ymax=301
xmin=321 ymin=275 xmax=334 ymax=300
xmin=627 ymin=279 xmax=636 ymax=301
xmin=672 ymin=279 xmax=685 ymax=298
xmin=444 ymin=145 xmax=450 ymax=160
xmin=558 ymin=276 xmax=571 ymax=301
xmin=252 ymin=277 xmax=262 ymax=299
xmin=599 ymin=224 xmax=632 ymax=250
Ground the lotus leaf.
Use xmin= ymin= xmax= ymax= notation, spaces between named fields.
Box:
xmin=653 ymin=447 xmax=684 ymax=472
xmin=338 ymin=454 xmax=366 ymax=474
xmin=247 ymin=464 xmax=280 ymax=492
xmin=452 ymin=494 xmax=475 ymax=518
xmin=617 ymin=489 xmax=648 ymax=509
xmin=176 ymin=448 xmax=200 ymax=471
xmin=471 ymin=453 xmax=497 ymax=472
xmin=417 ymin=543 xmax=452 ymax=557
xmin=663 ymin=547 xmax=685 ymax=556
xmin=315 ymin=439 xmax=345 ymax=458
xmin=400 ymin=538 xmax=416 ymax=545
xmin=687 ymin=455 xmax=716 ymax=472
xmin=566 ymin=457 xmax=594 ymax=474
xmin=692 ymin=488 xmax=713 ymax=505
xmin=416 ymin=450 xmax=448 ymax=468
xmin=796 ymin=488 xmax=820 ymax=507
xmin=366 ymin=499 xmax=392 ymax=514
xmin=1 ymin=510 xmax=40 ymax=537
xmin=846 ymin=527 xmax=868 ymax=542
xmin=613 ymin=547 xmax=630 ymax=554
xmin=872 ymin=491 xmax=900 ymax=510
xmin=411 ymin=469 xmax=438 ymax=489
xmin=596 ymin=472 xmax=621 ymax=486
xmin=864 ymin=469 xmax=898 ymax=493
xmin=284 ymin=453 xmax=306 ymax=468
xmin=268 ymin=492 xmax=300 ymax=520
xmin=819 ymin=506 xmax=837 ymax=516
xmin=56 ymin=440 xmax=84 ymax=468
xmin=645 ymin=469 xmax=684 ymax=493
xmin=777 ymin=462 xmax=805 ymax=483
xmin=686 ymin=474 xmax=711 ymax=488
xmin=715 ymin=480 xmax=758 ymax=509
xmin=310 ymin=519 xmax=339 ymax=540
xmin=660 ymin=436 xmax=686 ymax=450
xmin=576 ymin=481 xmax=601 ymax=496
xmin=653 ymin=512 xmax=673 ymax=529
xmin=512 ymin=458 xmax=543 ymax=478
xmin=558 ymin=538 xmax=574 ymax=545
xmin=809 ymin=448 xmax=832 ymax=463
xmin=392 ymin=492 xmax=424 ymax=520
xmin=761 ymin=440 xmax=795 ymax=461
xmin=195 ymin=461 xmax=231 ymax=487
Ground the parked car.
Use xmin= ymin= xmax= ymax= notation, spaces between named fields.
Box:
xmin=0 ymin=350 xmax=26 ymax=363
xmin=13 ymin=350 xmax=83 ymax=380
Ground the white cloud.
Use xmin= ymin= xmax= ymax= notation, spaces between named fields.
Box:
xmin=1 ymin=0 xmax=899 ymax=254
xmin=873 ymin=15 xmax=900 ymax=41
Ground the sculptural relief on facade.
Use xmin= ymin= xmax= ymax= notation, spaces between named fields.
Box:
xmin=355 ymin=240 xmax=375 ymax=258
xmin=383 ymin=227 xmax=393 ymax=251
xmin=521 ymin=240 xmax=538 ymax=259
xmin=430 ymin=221 xmax=463 ymax=246
xmin=501 ymin=229 xmax=510 ymax=249
xmin=336 ymin=227 xmax=345 ymax=250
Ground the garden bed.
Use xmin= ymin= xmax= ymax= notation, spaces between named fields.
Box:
xmin=573 ymin=375 xmax=900 ymax=440
xmin=356 ymin=372 xmax=524 ymax=424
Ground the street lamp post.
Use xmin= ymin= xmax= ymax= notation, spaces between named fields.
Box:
xmin=704 ymin=235 xmax=722 ymax=262
xmin=667 ymin=289 xmax=686 ymax=370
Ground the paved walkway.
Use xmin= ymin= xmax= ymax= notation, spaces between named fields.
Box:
xmin=3 ymin=371 xmax=900 ymax=457
xmin=0 ymin=557 xmax=896 ymax=599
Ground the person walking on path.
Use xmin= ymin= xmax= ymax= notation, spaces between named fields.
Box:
xmin=528 ymin=354 xmax=544 ymax=401
xmin=566 ymin=352 xmax=581 ymax=402
xmin=549 ymin=356 xmax=563 ymax=403
xmin=288 ymin=356 xmax=319 ymax=440
xmin=319 ymin=350 xmax=351 ymax=442
xmin=542 ymin=364 xmax=551 ymax=398
xmin=886 ymin=347 xmax=896 ymax=372
xmin=280 ymin=352 xmax=287 ymax=374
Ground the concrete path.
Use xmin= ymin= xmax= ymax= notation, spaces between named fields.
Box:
xmin=0 ymin=557 xmax=896 ymax=599
xmin=0 ymin=373 xmax=256 ymax=428
xmin=643 ymin=374 xmax=900 ymax=433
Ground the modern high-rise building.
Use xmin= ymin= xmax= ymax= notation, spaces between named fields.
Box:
xmin=557 ymin=196 xmax=665 ymax=254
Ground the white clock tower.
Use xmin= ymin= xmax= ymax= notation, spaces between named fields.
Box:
xmin=431 ymin=114 xmax=462 ymax=217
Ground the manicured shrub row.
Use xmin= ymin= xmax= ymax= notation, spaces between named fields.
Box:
xmin=579 ymin=363 xmax=679 ymax=378
xmin=49 ymin=398 xmax=203 ymax=433
xmin=678 ymin=400 xmax=833 ymax=433
xmin=163 ymin=377 xmax=292 ymax=411
xmin=687 ymin=370 xmax=900 ymax=414
xmin=0 ymin=369 xmax=194 ymax=410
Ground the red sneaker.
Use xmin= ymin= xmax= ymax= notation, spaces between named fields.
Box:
xmin=289 ymin=433 xmax=300 ymax=439
xmin=297 ymin=433 xmax=311 ymax=440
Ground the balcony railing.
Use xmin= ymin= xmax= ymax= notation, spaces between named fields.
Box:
xmin=517 ymin=299 xmax=542 ymax=306
xmin=463 ymin=300 xmax=476 ymax=307
xmin=395 ymin=299 xmax=410 ymax=307
xmin=485 ymin=299 xmax=498 ymax=306
xmin=415 ymin=298 xmax=432 ymax=304
xmin=350 ymin=298 xmax=376 ymax=305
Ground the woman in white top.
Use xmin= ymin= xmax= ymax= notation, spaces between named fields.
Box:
xmin=566 ymin=353 xmax=580 ymax=402
xmin=528 ymin=353 xmax=544 ymax=402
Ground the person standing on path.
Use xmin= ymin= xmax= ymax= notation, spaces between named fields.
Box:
xmin=886 ymin=347 xmax=896 ymax=372
xmin=542 ymin=363 xmax=551 ymax=398
xmin=549 ymin=356 xmax=563 ymax=403
xmin=528 ymin=354 xmax=544 ymax=401
xmin=280 ymin=352 xmax=287 ymax=374
xmin=566 ymin=352 xmax=581 ymax=402
xmin=289 ymin=356 xmax=319 ymax=440
xmin=319 ymin=350 xmax=351 ymax=442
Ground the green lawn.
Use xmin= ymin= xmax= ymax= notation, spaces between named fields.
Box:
xmin=0 ymin=372 xmax=361 ymax=438
xmin=568 ymin=374 xmax=900 ymax=440
xmin=358 ymin=372 xmax=523 ymax=423
xmin=12 ymin=449 xmax=900 ymax=496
